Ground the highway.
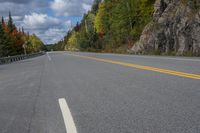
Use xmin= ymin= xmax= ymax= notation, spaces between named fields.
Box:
xmin=0 ymin=52 xmax=200 ymax=133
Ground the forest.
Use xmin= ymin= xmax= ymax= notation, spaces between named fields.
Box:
xmin=54 ymin=0 xmax=155 ymax=53
xmin=0 ymin=12 xmax=44 ymax=57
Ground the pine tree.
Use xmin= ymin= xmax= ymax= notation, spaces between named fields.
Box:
xmin=91 ymin=0 xmax=102 ymax=14
xmin=0 ymin=22 xmax=5 ymax=57
xmin=7 ymin=12 xmax=16 ymax=33
xmin=74 ymin=22 xmax=80 ymax=32
xmin=1 ymin=16 xmax=4 ymax=24
xmin=22 ymin=27 xmax=25 ymax=35
xmin=0 ymin=13 xmax=44 ymax=56
xmin=1 ymin=16 xmax=7 ymax=31
xmin=0 ymin=21 xmax=11 ymax=57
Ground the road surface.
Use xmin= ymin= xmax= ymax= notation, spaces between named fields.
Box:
xmin=0 ymin=52 xmax=200 ymax=133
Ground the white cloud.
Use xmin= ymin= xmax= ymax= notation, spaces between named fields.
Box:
xmin=50 ymin=0 xmax=68 ymax=16
xmin=39 ymin=28 xmax=67 ymax=44
xmin=45 ymin=28 xmax=66 ymax=38
xmin=63 ymin=20 xmax=72 ymax=29
xmin=0 ymin=1 xmax=49 ymax=17
xmin=23 ymin=13 xmax=60 ymax=30
xmin=0 ymin=0 xmax=94 ymax=44
xmin=50 ymin=0 xmax=93 ymax=16
xmin=5 ymin=16 xmax=23 ymax=22
xmin=0 ymin=2 xmax=27 ymax=16
xmin=82 ymin=3 xmax=92 ymax=13
xmin=0 ymin=0 xmax=33 ymax=4
xmin=20 ymin=12 xmax=72 ymax=44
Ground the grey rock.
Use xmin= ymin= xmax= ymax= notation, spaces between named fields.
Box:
xmin=132 ymin=0 xmax=200 ymax=56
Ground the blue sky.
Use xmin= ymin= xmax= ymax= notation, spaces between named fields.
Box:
xmin=0 ymin=0 xmax=94 ymax=44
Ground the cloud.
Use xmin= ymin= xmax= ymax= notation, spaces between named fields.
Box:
xmin=19 ymin=13 xmax=76 ymax=44
xmin=82 ymin=3 xmax=92 ymax=12
xmin=5 ymin=16 xmax=23 ymax=21
xmin=42 ymin=28 xmax=67 ymax=44
xmin=20 ymin=13 xmax=70 ymax=44
xmin=50 ymin=0 xmax=93 ymax=16
xmin=0 ymin=0 xmax=33 ymax=4
xmin=50 ymin=0 xmax=68 ymax=16
xmin=0 ymin=1 xmax=49 ymax=19
xmin=0 ymin=0 xmax=94 ymax=44
xmin=0 ymin=1 xmax=59 ymax=44
xmin=22 ymin=13 xmax=61 ymax=30
xmin=0 ymin=2 xmax=28 ymax=16
xmin=32 ymin=28 xmax=68 ymax=44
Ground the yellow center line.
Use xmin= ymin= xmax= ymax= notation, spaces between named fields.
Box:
xmin=70 ymin=54 xmax=200 ymax=80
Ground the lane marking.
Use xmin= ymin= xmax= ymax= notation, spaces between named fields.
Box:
xmin=58 ymin=98 xmax=77 ymax=133
xmin=66 ymin=53 xmax=200 ymax=80
xmin=47 ymin=53 xmax=52 ymax=61
xmin=64 ymin=52 xmax=200 ymax=62
xmin=102 ymin=53 xmax=200 ymax=62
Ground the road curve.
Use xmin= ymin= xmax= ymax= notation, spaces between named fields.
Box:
xmin=0 ymin=52 xmax=200 ymax=133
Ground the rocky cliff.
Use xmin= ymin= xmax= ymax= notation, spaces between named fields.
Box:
xmin=131 ymin=0 xmax=200 ymax=56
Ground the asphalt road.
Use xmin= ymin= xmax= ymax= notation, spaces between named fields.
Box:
xmin=0 ymin=52 xmax=200 ymax=133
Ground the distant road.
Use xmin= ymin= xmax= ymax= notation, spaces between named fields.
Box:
xmin=0 ymin=52 xmax=200 ymax=133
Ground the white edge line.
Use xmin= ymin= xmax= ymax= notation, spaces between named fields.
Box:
xmin=64 ymin=52 xmax=200 ymax=62
xmin=58 ymin=98 xmax=78 ymax=133
xmin=47 ymin=53 xmax=52 ymax=61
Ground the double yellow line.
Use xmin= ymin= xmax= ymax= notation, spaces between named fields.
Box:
xmin=71 ymin=54 xmax=200 ymax=80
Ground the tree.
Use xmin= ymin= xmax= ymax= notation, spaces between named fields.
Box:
xmin=91 ymin=0 xmax=102 ymax=14
xmin=74 ymin=22 xmax=80 ymax=32
xmin=0 ymin=12 xmax=44 ymax=57
xmin=0 ymin=22 xmax=5 ymax=57
xmin=94 ymin=2 xmax=109 ymax=34
xmin=8 ymin=12 xmax=16 ymax=33
xmin=1 ymin=17 xmax=5 ymax=26
xmin=59 ymin=0 xmax=155 ymax=53
xmin=27 ymin=34 xmax=44 ymax=53
xmin=22 ymin=27 xmax=25 ymax=35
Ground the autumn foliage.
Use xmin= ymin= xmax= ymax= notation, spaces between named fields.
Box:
xmin=0 ymin=12 xmax=44 ymax=57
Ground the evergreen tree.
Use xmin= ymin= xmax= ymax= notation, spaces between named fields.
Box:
xmin=0 ymin=12 xmax=44 ymax=57
xmin=7 ymin=12 xmax=16 ymax=33
xmin=58 ymin=0 xmax=155 ymax=53
xmin=22 ymin=27 xmax=25 ymax=35
xmin=1 ymin=16 xmax=7 ymax=31
xmin=91 ymin=0 xmax=102 ymax=14
xmin=0 ymin=22 xmax=5 ymax=57
xmin=0 ymin=20 xmax=12 ymax=57
xmin=1 ymin=16 xmax=4 ymax=24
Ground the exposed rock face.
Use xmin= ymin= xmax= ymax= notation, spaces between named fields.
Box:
xmin=131 ymin=0 xmax=200 ymax=56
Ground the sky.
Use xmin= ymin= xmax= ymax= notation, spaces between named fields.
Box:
xmin=0 ymin=0 xmax=94 ymax=44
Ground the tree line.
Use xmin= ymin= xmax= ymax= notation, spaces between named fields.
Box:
xmin=54 ymin=0 xmax=155 ymax=53
xmin=0 ymin=12 xmax=44 ymax=57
